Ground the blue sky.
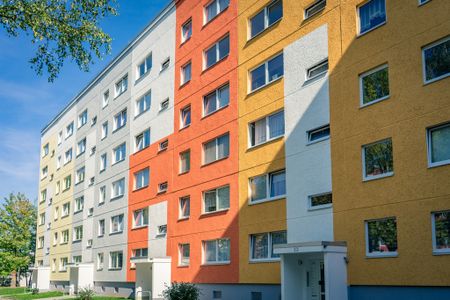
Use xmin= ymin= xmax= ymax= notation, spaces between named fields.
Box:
xmin=0 ymin=0 xmax=169 ymax=204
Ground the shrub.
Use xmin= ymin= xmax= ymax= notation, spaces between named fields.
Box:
xmin=78 ymin=286 xmax=95 ymax=300
xmin=31 ymin=288 xmax=39 ymax=295
xmin=162 ymin=282 xmax=200 ymax=300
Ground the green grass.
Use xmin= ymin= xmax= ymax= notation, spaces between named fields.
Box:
xmin=0 ymin=287 xmax=28 ymax=296
xmin=74 ymin=297 xmax=127 ymax=300
xmin=5 ymin=291 xmax=64 ymax=300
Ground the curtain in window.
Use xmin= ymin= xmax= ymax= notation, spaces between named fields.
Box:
xmin=218 ymin=186 xmax=230 ymax=209
xmin=204 ymin=140 xmax=216 ymax=164
xmin=271 ymin=231 xmax=287 ymax=258
xmin=181 ymin=198 xmax=190 ymax=216
xmin=270 ymin=171 xmax=286 ymax=197
xmin=204 ymin=92 xmax=217 ymax=115
xmin=269 ymin=111 xmax=284 ymax=139
xmin=253 ymin=118 xmax=267 ymax=145
xmin=250 ymin=175 xmax=267 ymax=201
xmin=218 ymin=0 xmax=229 ymax=11
xmin=252 ymin=234 xmax=268 ymax=259
xmin=431 ymin=126 xmax=450 ymax=163
xmin=359 ymin=0 xmax=385 ymax=34
xmin=134 ymin=210 xmax=143 ymax=226
xmin=204 ymin=191 xmax=217 ymax=212
xmin=205 ymin=241 xmax=216 ymax=262
xmin=218 ymin=239 xmax=230 ymax=261
xmin=217 ymin=134 xmax=230 ymax=159
xmin=206 ymin=2 xmax=216 ymax=22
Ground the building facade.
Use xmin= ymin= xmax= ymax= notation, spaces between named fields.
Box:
xmin=33 ymin=0 xmax=450 ymax=299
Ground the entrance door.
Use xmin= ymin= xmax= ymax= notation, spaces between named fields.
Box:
xmin=308 ymin=260 xmax=325 ymax=300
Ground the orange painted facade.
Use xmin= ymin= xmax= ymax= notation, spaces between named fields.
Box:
xmin=168 ymin=0 xmax=239 ymax=283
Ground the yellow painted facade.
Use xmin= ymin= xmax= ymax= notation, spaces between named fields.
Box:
xmin=237 ymin=0 xmax=342 ymax=284
xmin=331 ymin=0 xmax=450 ymax=286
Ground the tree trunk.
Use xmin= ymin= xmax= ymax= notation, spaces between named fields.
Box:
xmin=10 ymin=270 xmax=17 ymax=287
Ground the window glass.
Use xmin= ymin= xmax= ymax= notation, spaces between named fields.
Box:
xmin=269 ymin=171 xmax=286 ymax=198
xmin=305 ymin=0 xmax=326 ymax=19
xmin=361 ymin=65 xmax=389 ymax=105
xmin=250 ymin=10 xmax=265 ymax=38
xmin=359 ymin=0 xmax=386 ymax=34
xmin=363 ymin=139 xmax=393 ymax=179
xmin=268 ymin=0 xmax=283 ymax=26
xmin=423 ymin=37 xmax=450 ymax=82
xmin=308 ymin=125 xmax=330 ymax=143
xmin=134 ymin=168 xmax=149 ymax=190
xmin=433 ymin=211 xmax=450 ymax=252
xmin=268 ymin=111 xmax=285 ymax=139
xmin=182 ymin=20 xmax=192 ymax=43
xmin=250 ymin=175 xmax=267 ymax=202
xmin=428 ymin=123 xmax=450 ymax=165
xmin=180 ymin=244 xmax=190 ymax=265
xmin=310 ymin=193 xmax=332 ymax=208
xmin=181 ymin=106 xmax=191 ymax=128
xmin=307 ymin=59 xmax=329 ymax=80
xmin=180 ymin=151 xmax=191 ymax=173
xmin=366 ymin=218 xmax=397 ymax=255
xmin=179 ymin=196 xmax=190 ymax=218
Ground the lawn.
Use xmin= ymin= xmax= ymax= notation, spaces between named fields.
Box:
xmin=4 ymin=291 xmax=64 ymax=300
xmin=88 ymin=297 xmax=128 ymax=300
xmin=0 ymin=287 xmax=29 ymax=296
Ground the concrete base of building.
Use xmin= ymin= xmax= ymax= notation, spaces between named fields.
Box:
xmin=196 ymin=283 xmax=281 ymax=300
xmin=93 ymin=281 xmax=135 ymax=298
xmin=50 ymin=281 xmax=70 ymax=294
xmin=349 ymin=285 xmax=450 ymax=300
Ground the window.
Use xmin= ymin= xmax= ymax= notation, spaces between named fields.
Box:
xmin=203 ymin=185 xmax=230 ymax=213
xmin=54 ymin=207 xmax=59 ymax=220
xmin=76 ymin=167 xmax=85 ymax=184
xmin=203 ymin=238 xmax=230 ymax=264
xmin=249 ymin=170 xmax=286 ymax=203
xmin=137 ymin=54 xmax=152 ymax=79
xmin=78 ymin=110 xmax=88 ymax=128
xmin=101 ymin=122 xmax=108 ymax=139
xmin=53 ymin=232 xmax=58 ymax=246
xmin=161 ymin=57 xmax=170 ymax=72
xmin=422 ymin=37 xmax=450 ymax=83
xmin=113 ymin=109 xmax=127 ymax=131
xmin=115 ymin=75 xmax=128 ymax=97
xmin=135 ymin=129 xmax=151 ymax=152
xmin=102 ymin=90 xmax=109 ymax=108
xmin=98 ymin=186 xmax=106 ymax=205
xmin=179 ymin=150 xmax=191 ymax=174
xmin=362 ymin=138 xmax=393 ymax=180
xmin=418 ymin=0 xmax=430 ymax=4
xmin=132 ymin=248 xmax=148 ymax=258
xmin=366 ymin=217 xmax=398 ymax=257
xmin=204 ymin=35 xmax=229 ymax=69
xmin=91 ymin=116 xmax=97 ymax=126
xmin=250 ymin=231 xmax=287 ymax=261
xmin=58 ymin=131 xmax=63 ymax=145
xmin=159 ymin=139 xmax=169 ymax=151
xmin=112 ymin=143 xmax=126 ymax=164
xmin=56 ymin=156 xmax=62 ymax=169
xmin=358 ymin=0 xmax=386 ymax=35
xmin=179 ymin=196 xmax=190 ymax=219
xmin=307 ymin=124 xmax=330 ymax=144
xmin=42 ymin=143 xmax=49 ymax=157
xmin=62 ymin=203 xmax=70 ymax=217
xmin=97 ymin=253 xmax=104 ymax=270
xmin=181 ymin=19 xmax=192 ymax=43
xmin=305 ymin=0 xmax=326 ymax=19
xmin=90 ymin=146 xmax=96 ymax=156
xmin=158 ymin=182 xmax=168 ymax=193
xmin=309 ymin=192 xmax=332 ymax=209
xmin=160 ymin=98 xmax=169 ymax=112
xmin=61 ymin=230 xmax=69 ymax=244
xmin=360 ymin=64 xmax=389 ymax=106
xmin=203 ymin=133 xmax=229 ymax=164
xmin=38 ymin=236 xmax=44 ymax=249
xmin=180 ymin=106 xmax=191 ymax=128
xmin=249 ymin=0 xmax=282 ymax=39
xmin=306 ymin=59 xmax=329 ymax=80
xmin=205 ymin=0 xmax=229 ymax=24
xmin=41 ymin=166 xmax=48 ymax=179
xmin=77 ymin=138 xmax=86 ymax=156
xmin=59 ymin=257 xmax=68 ymax=271
xmin=73 ymin=226 xmax=83 ymax=242
xmin=55 ymin=181 xmax=61 ymax=195
xmin=74 ymin=196 xmax=84 ymax=213
xmin=427 ymin=122 xmax=450 ymax=167
xmin=64 ymin=148 xmax=73 ymax=164
xmin=109 ymin=251 xmax=123 ymax=269
xmin=250 ymin=53 xmax=283 ymax=92
xmin=181 ymin=62 xmax=192 ymax=85
xmin=100 ymin=153 xmax=107 ymax=172
xmin=133 ymin=208 xmax=148 ymax=228
xmin=39 ymin=213 xmax=45 ymax=225
xmin=88 ymin=207 xmax=93 ymax=216
xmin=136 ymin=92 xmax=151 ymax=116
xmin=65 ymin=122 xmax=74 ymax=139
xmin=179 ymin=243 xmax=190 ymax=266
xmin=110 ymin=214 xmax=124 ymax=233
xmin=157 ymin=225 xmax=167 ymax=236
xmin=63 ymin=175 xmax=71 ymax=190
xmin=432 ymin=210 xmax=450 ymax=254
xmin=98 ymin=219 xmax=105 ymax=237
xmin=111 ymin=178 xmax=125 ymax=198
xmin=134 ymin=168 xmax=149 ymax=190
xmin=203 ymin=83 xmax=229 ymax=116
xmin=40 ymin=189 xmax=47 ymax=203
xmin=249 ymin=111 xmax=285 ymax=147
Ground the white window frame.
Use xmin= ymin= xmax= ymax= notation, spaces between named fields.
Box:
xmin=248 ymin=169 xmax=286 ymax=204
xmin=53 ymin=232 xmax=58 ymax=246
xmin=308 ymin=192 xmax=332 ymax=210
xmin=431 ymin=210 xmax=450 ymax=255
xmin=202 ymin=185 xmax=230 ymax=214
xmin=132 ymin=208 xmax=149 ymax=228
xmin=134 ymin=168 xmax=150 ymax=190
xmin=203 ymin=133 xmax=230 ymax=165
xmin=110 ymin=214 xmax=124 ymax=234
xmin=357 ymin=0 xmax=387 ymax=36
xmin=64 ymin=148 xmax=73 ymax=165
xmin=62 ymin=203 xmax=70 ymax=217
xmin=100 ymin=153 xmax=107 ymax=172
xmin=73 ymin=225 xmax=83 ymax=242
xmin=102 ymin=90 xmax=109 ymax=108
xmin=179 ymin=150 xmax=191 ymax=174
xmin=65 ymin=122 xmax=74 ymax=139
xmin=180 ymin=105 xmax=191 ymax=129
xmin=181 ymin=61 xmax=192 ymax=85
xmin=307 ymin=124 xmax=330 ymax=145
xmin=203 ymin=34 xmax=230 ymax=70
xmin=365 ymin=217 xmax=398 ymax=258
xmin=137 ymin=53 xmax=152 ymax=80
xmin=63 ymin=175 xmax=71 ymax=191
xmin=42 ymin=143 xmax=49 ymax=157
xmin=75 ymin=167 xmax=85 ymax=184
xmin=359 ymin=64 xmax=390 ymax=107
xmin=179 ymin=243 xmax=190 ymax=266
xmin=135 ymin=128 xmax=151 ymax=153
xmin=203 ymin=83 xmax=230 ymax=117
xmin=109 ymin=251 xmax=123 ymax=270
xmin=306 ymin=58 xmax=329 ymax=81
xmin=77 ymin=138 xmax=86 ymax=156
xmin=249 ymin=231 xmax=286 ymax=262
xmin=112 ymin=142 xmax=126 ymax=165
xmin=160 ymin=57 xmax=170 ymax=72
xmin=159 ymin=139 xmax=169 ymax=151
xmin=158 ymin=182 xmax=168 ymax=193
xmin=362 ymin=138 xmax=394 ymax=181
xmin=111 ymin=178 xmax=125 ymax=199
xmin=115 ymin=74 xmax=128 ymax=97
xmin=181 ymin=19 xmax=192 ymax=43
xmin=304 ymin=0 xmax=326 ymax=20
xmin=248 ymin=0 xmax=283 ymax=40
xmin=418 ymin=0 xmax=431 ymax=5
xmin=74 ymin=196 xmax=84 ymax=213
xmin=101 ymin=122 xmax=108 ymax=140
xmin=202 ymin=238 xmax=230 ymax=265
xmin=61 ymin=230 xmax=69 ymax=244
xmin=249 ymin=52 xmax=284 ymax=93
xmin=78 ymin=110 xmax=88 ymax=128
xmin=248 ymin=110 xmax=285 ymax=148
xmin=113 ymin=109 xmax=127 ymax=131
xmin=157 ymin=224 xmax=167 ymax=236
xmin=179 ymin=196 xmax=190 ymax=219
xmin=427 ymin=122 xmax=450 ymax=168
xmin=422 ymin=36 xmax=450 ymax=84
xmin=135 ymin=91 xmax=151 ymax=117
xmin=97 ymin=253 xmax=104 ymax=270
xmin=160 ymin=98 xmax=169 ymax=112
xmin=98 ymin=219 xmax=105 ymax=237
xmin=59 ymin=257 xmax=68 ymax=271
xmin=99 ymin=186 xmax=106 ymax=205
xmin=204 ymin=0 xmax=229 ymax=24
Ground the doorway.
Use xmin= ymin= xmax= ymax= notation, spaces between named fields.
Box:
xmin=308 ymin=260 xmax=325 ymax=300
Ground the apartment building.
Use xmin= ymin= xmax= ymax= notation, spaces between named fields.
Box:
xmin=33 ymin=0 xmax=449 ymax=299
